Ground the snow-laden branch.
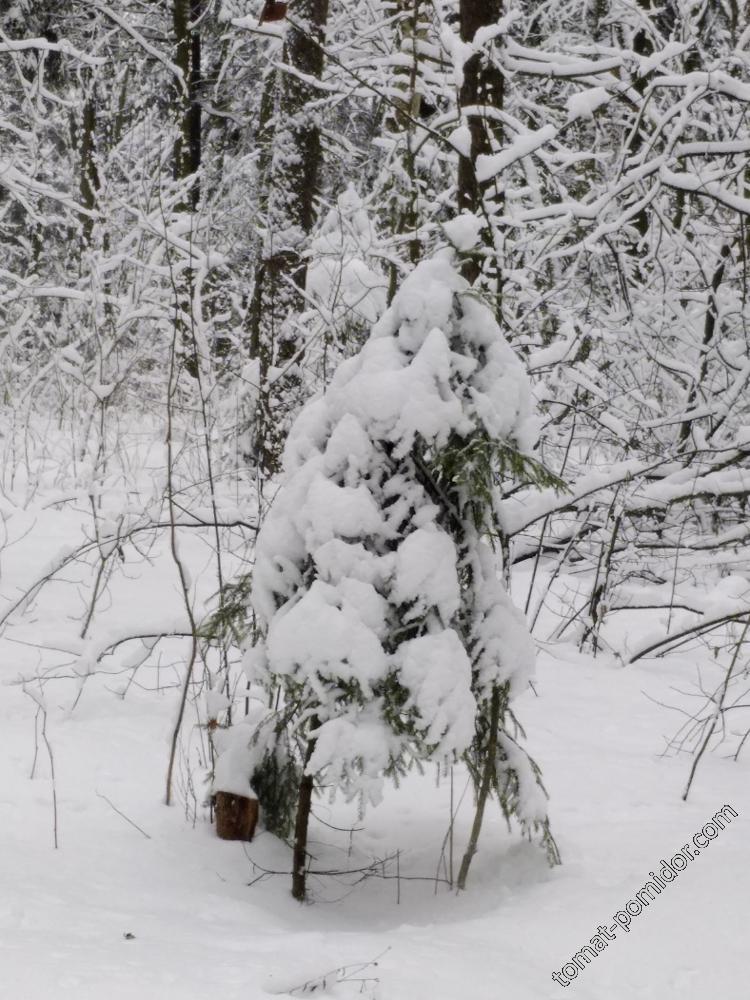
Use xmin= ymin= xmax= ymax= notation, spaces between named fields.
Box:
xmin=0 ymin=160 xmax=98 ymax=218
xmin=500 ymin=458 xmax=655 ymax=536
xmin=659 ymin=166 xmax=750 ymax=216
xmin=91 ymin=3 xmax=188 ymax=93
xmin=0 ymin=36 xmax=105 ymax=66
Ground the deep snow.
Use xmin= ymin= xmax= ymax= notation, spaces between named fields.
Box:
xmin=0 ymin=473 xmax=747 ymax=1000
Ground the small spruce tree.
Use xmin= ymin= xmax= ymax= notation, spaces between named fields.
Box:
xmin=246 ymin=252 xmax=558 ymax=900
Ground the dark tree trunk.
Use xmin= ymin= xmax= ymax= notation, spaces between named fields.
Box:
xmin=457 ymin=0 xmax=504 ymax=294
xmin=173 ymin=0 xmax=191 ymax=184
xmin=78 ymin=84 xmax=99 ymax=247
xmin=457 ymin=686 xmax=501 ymax=890
xmin=278 ymin=0 xmax=329 ymax=234
xmin=173 ymin=0 xmax=203 ymax=205
xmin=678 ymin=244 xmax=731 ymax=447
xmin=291 ymin=728 xmax=318 ymax=901
xmin=188 ymin=2 xmax=203 ymax=209
xmin=248 ymin=0 xmax=330 ymax=475
xmin=172 ymin=0 xmax=204 ymax=376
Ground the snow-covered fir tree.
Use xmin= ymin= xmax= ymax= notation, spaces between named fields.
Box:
xmin=245 ymin=249 xmax=559 ymax=899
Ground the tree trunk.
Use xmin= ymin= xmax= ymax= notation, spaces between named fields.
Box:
xmin=78 ymin=82 xmax=99 ymax=247
xmin=678 ymin=244 xmax=731 ymax=447
xmin=172 ymin=0 xmax=204 ymax=377
xmin=291 ymin=727 xmax=318 ymax=901
xmin=188 ymin=1 xmax=203 ymax=209
xmin=173 ymin=0 xmax=202 ymax=202
xmin=457 ymin=686 xmax=501 ymax=890
xmin=248 ymin=0 xmax=330 ymax=474
xmin=457 ymin=0 xmax=504 ymax=298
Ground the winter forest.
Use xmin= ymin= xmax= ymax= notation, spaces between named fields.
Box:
xmin=1 ymin=0 xmax=748 ymax=997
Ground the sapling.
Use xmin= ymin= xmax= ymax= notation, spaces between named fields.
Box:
xmin=243 ymin=251 xmax=558 ymax=899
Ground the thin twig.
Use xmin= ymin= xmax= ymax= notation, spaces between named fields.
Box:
xmin=96 ymin=791 xmax=152 ymax=839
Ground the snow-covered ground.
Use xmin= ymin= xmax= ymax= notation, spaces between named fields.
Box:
xmin=1 ymin=474 xmax=747 ymax=1000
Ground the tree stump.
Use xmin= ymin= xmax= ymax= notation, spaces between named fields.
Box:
xmin=215 ymin=792 xmax=259 ymax=841
xmin=259 ymin=1 xmax=288 ymax=24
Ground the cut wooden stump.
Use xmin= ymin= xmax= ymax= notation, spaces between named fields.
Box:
xmin=259 ymin=1 xmax=288 ymax=24
xmin=215 ymin=792 xmax=259 ymax=841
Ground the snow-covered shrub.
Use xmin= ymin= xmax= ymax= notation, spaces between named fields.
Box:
xmin=242 ymin=252 xmax=558 ymax=897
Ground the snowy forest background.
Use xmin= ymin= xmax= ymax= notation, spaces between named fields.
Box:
xmin=1 ymin=1 xmax=748 ymax=997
